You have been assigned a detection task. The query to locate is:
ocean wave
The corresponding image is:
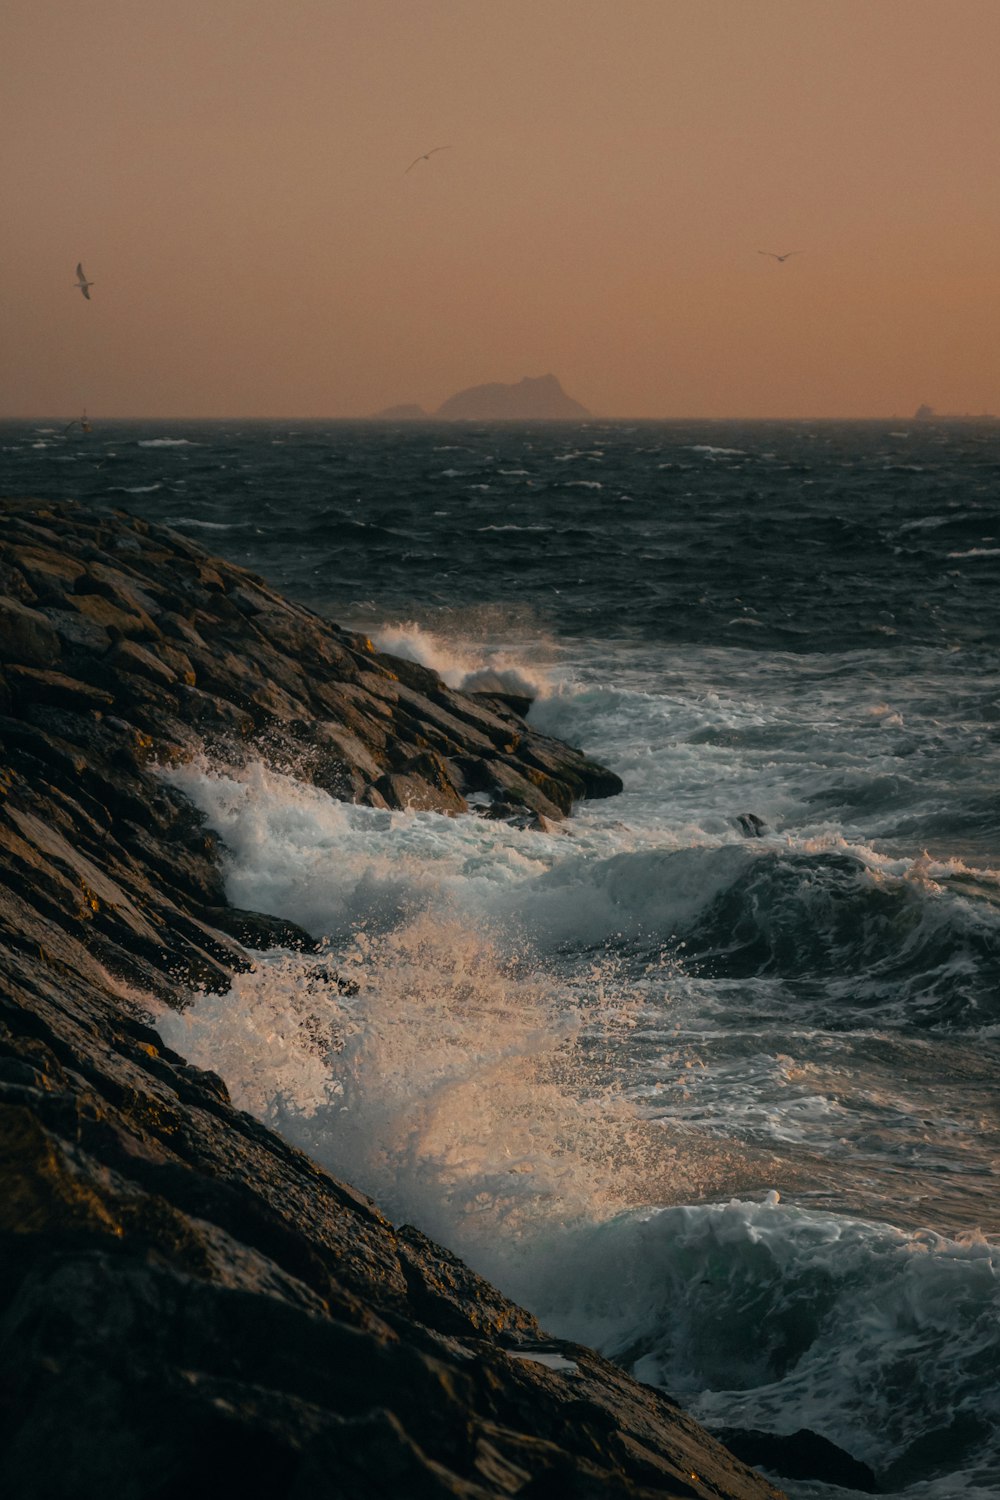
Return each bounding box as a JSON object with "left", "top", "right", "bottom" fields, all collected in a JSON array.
[
  {"left": 164, "top": 750, "right": 1000, "bottom": 1039},
  {"left": 513, "top": 1197, "right": 1000, "bottom": 1497},
  {"left": 509, "top": 841, "right": 1000, "bottom": 1028},
  {"left": 137, "top": 438, "right": 198, "bottom": 447},
  {"left": 477, "top": 524, "right": 551, "bottom": 533},
  {"left": 371, "top": 620, "right": 553, "bottom": 699}
]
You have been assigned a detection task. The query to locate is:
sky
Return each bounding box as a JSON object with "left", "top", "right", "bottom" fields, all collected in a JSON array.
[{"left": 2, "top": 0, "right": 998, "bottom": 420}]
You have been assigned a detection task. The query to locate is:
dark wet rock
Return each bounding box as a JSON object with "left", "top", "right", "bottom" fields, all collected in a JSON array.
[
  {"left": 736, "top": 813, "right": 769, "bottom": 838},
  {"left": 4, "top": 664, "right": 115, "bottom": 713},
  {"left": 472, "top": 688, "right": 536, "bottom": 719},
  {"left": 201, "top": 906, "right": 323, "bottom": 954},
  {"left": 472, "top": 757, "right": 569, "bottom": 821},
  {"left": 0, "top": 595, "right": 61, "bottom": 668},
  {"left": 0, "top": 498, "right": 620, "bottom": 828},
  {"left": 480, "top": 798, "right": 554, "bottom": 832},
  {"left": 0, "top": 498, "right": 783, "bottom": 1499},
  {"left": 373, "top": 767, "right": 466, "bottom": 815},
  {"left": 714, "top": 1428, "right": 878, "bottom": 1492}
]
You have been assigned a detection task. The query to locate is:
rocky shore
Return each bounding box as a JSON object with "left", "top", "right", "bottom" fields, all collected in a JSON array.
[{"left": 0, "top": 498, "right": 784, "bottom": 1498}]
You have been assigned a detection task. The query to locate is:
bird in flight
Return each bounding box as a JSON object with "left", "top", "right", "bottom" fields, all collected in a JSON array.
[
  {"left": 758, "top": 250, "right": 802, "bottom": 263},
  {"left": 405, "top": 145, "right": 452, "bottom": 174},
  {"left": 75, "top": 263, "right": 95, "bottom": 299}
]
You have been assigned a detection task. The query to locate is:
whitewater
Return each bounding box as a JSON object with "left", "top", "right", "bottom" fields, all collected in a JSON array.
[{"left": 3, "top": 416, "right": 999, "bottom": 1496}]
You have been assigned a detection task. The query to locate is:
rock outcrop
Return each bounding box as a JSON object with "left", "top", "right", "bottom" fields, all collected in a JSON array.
[
  {"left": 0, "top": 498, "right": 784, "bottom": 1499},
  {"left": 435, "top": 375, "right": 590, "bottom": 421}
]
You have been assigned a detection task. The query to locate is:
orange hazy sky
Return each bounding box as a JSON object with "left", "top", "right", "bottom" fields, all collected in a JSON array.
[{"left": 2, "top": 0, "right": 998, "bottom": 419}]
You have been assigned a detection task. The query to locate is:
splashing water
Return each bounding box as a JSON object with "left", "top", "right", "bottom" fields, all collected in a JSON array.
[
  {"left": 152, "top": 651, "right": 1000, "bottom": 1499},
  {"left": 157, "top": 901, "right": 760, "bottom": 1279},
  {"left": 372, "top": 618, "right": 555, "bottom": 701}
]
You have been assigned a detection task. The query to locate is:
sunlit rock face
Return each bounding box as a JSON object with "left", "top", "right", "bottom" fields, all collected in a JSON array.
[{"left": 0, "top": 498, "right": 782, "bottom": 1499}]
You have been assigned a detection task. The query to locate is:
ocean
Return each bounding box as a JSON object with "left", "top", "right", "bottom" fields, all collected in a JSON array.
[{"left": 4, "top": 417, "right": 1000, "bottom": 1496}]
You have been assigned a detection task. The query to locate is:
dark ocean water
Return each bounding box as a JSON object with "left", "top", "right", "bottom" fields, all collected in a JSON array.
[{"left": 4, "top": 418, "right": 1000, "bottom": 1497}]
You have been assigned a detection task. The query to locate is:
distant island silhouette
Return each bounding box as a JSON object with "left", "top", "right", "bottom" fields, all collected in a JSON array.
[
  {"left": 914, "top": 403, "right": 997, "bottom": 422},
  {"left": 371, "top": 374, "right": 590, "bottom": 421}
]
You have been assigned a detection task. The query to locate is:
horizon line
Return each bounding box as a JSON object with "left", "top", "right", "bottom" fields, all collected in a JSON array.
[{"left": 3, "top": 412, "right": 998, "bottom": 424}]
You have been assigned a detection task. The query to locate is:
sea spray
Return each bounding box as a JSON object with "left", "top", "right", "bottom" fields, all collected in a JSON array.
[
  {"left": 156, "top": 907, "right": 737, "bottom": 1259},
  {"left": 372, "top": 617, "right": 555, "bottom": 702}
]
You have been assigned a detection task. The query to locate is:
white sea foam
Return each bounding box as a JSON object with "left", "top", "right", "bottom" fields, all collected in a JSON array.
[
  {"left": 162, "top": 517, "right": 234, "bottom": 531},
  {"left": 947, "top": 547, "right": 1000, "bottom": 559},
  {"left": 898, "top": 512, "right": 974, "bottom": 532}
]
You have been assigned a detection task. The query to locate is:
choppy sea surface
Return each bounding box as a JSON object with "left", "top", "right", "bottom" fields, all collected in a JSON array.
[{"left": 4, "top": 418, "right": 1000, "bottom": 1497}]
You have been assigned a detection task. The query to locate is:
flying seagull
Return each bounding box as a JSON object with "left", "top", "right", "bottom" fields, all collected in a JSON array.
[
  {"left": 405, "top": 145, "right": 452, "bottom": 174},
  {"left": 75, "top": 263, "right": 95, "bottom": 299},
  {"left": 758, "top": 250, "right": 802, "bottom": 263}
]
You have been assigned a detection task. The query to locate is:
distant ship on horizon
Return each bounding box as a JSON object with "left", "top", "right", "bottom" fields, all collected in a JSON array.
[{"left": 914, "top": 403, "right": 997, "bottom": 422}]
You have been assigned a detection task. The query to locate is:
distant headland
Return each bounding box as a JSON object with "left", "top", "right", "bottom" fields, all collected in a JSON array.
[{"left": 371, "top": 373, "right": 590, "bottom": 421}]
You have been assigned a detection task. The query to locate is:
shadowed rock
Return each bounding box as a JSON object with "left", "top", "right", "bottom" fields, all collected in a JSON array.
[
  {"left": 735, "top": 813, "right": 768, "bottom": 838},
  {"left": 714, "top": 1428, "right": 878, "bottom": 1493}
]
